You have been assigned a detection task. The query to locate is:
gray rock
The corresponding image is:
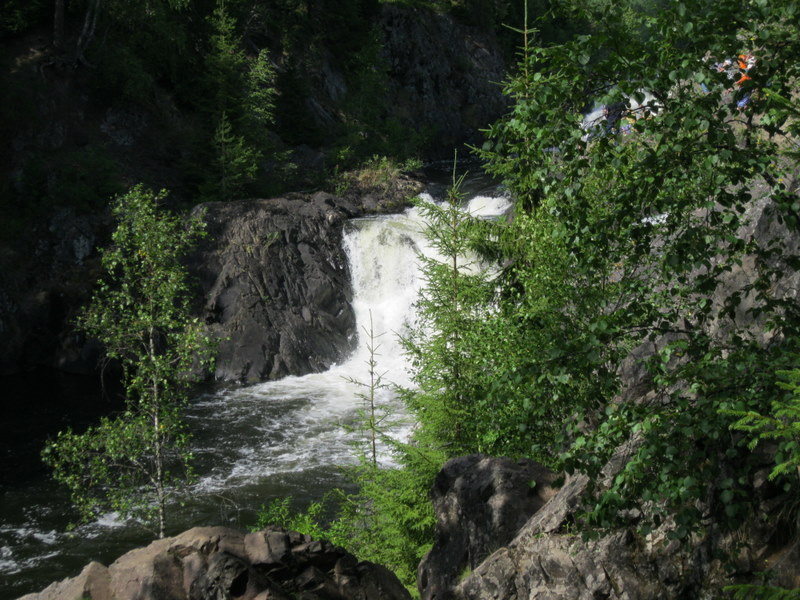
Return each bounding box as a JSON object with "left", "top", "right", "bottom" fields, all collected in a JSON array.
[
  {"left": 448, "top": 468, "right": 693, "bottom": 600},
  {"left": 20, "top": 526, "right": 412, "bottom": 600},
  {"left": 418, "top": 454, "right": 557, "bottom": 600},
  {"left": 190, "top": 193, "right": 359, "bottom": 383},
  {"left": 452, "top": 463, "right": 800, "bottom": 599}
]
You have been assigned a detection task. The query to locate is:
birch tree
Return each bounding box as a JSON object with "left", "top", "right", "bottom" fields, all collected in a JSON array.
[{"left": 42, "top": 185, "right": 214, "bottom": 538}]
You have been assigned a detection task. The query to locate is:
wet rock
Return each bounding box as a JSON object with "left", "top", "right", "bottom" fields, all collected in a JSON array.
[{"left": 190, "top": 193, "right": 360, "bottom": 383}]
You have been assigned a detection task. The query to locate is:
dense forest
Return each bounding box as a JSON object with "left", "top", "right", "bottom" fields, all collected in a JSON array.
[
  {"left": 3, "top": 0, "right": 800, "bottom": 598},
  {"left": 0, "top": 0, "right": 545, "bottom": 229}
]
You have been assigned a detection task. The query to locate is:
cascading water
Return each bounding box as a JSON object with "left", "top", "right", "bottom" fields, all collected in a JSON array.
[{"left": 0, "top": 180, "right": 510, "bottom": 600}]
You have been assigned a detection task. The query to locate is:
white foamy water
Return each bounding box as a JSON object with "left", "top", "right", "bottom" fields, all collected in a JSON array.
[{"left": 466, "top": 194, "right": 512, "bottom": 218}]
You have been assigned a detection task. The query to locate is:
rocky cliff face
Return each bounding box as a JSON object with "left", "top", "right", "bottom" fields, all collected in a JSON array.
[
  {"left": 379, "top": 5, "right": 507, "bottom": 155},
  {"left": 418, "top": 455, "right": 558, "bottom": 600},
  {"left": 447, "top": 464, "right": 799, "bottom": 599},
  {"left": 191, "top": 192, "right": 358, "bottom": 383}
]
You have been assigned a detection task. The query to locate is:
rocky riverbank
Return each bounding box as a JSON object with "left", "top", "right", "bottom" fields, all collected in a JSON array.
[{"left": 18, "top": 526, "right": 412, "bottom": 600}]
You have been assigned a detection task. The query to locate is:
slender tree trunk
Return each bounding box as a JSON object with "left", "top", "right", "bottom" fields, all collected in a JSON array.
[
  {"left": 448, "top": 184, "right": 462, "bottom": 447},
  {"left": 76, "top": 0, "right": 100, "bottom": 65},
  {"left": 154, "top": 403, "right": 166, "bottom": 538},
  {"left": 53, "top": 0, "right": 65, "bottom": 51},
  {"left": 367, "top": 313, "right": 377, "bottom": 468},
  {"left": 149, "top": 328, "right": 166, "bottom": 539}
]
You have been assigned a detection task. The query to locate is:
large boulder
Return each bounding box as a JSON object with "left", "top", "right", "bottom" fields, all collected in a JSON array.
[
  {"left": 191, "top": 192, "right": 360, "bottom": 383},
  {"left": 19, "top": 526, "right": 412, "bottom": 600},
  {"left": 418, "top": 454, "right": 557, "bottom": 600},
  {"left": 452, "top": 466, "right": 800, "bottom": 599}
]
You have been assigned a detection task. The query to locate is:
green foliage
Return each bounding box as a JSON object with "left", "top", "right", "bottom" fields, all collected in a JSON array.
[
  {"left": 401, "top": 160, "right": 618, "bottom": 463},
  {"left": 193, "top": 1, "right": 282, "bottom": 200},
  {"left": 725, "top": 585, "right": 800, "bottom": 599},
  {"left": 1, "top": 142, "right": 123, "bottom": 242},
  {"left": 332, "top": 26, "right": 426, "bottom": 163},
  {"left": 15, "top": 145, "right": 123, "bottom": 215},
  {"left": 252, "top": 309, "right": 440, "bottom": 594},
  {"left": 80, "top": 0, "right": 194, "bottom": 102},
  {"left": 203, "top": 112, "right": 261, "bottom": 201},
  {"left": 0, "top": 0, "right": 48, "bottom": 37},
  {"left": 244, "top": 49, "right": 278, "bottom": 138},
  {"left": 344, "top": 446, "right": 440, "bottom": 590},
  {"left": 402, "top": 167, "right": 501, "bottom": 457},
  {"left": 252, "top": 444, "right": 440, "bottom": 594},
  {"left": 463, "top": 0, "right": 800, "bottom": 539},
  {"left": 336, "top": 154, "right": 422, "bottom": 193},
  {"left": 726, "top": 365, "right": 800, "bottom": 483},
  {"left": 253, "top": 496, "right": 331, "bottom": 541},
  {"left": 343, "top": 311, "right": 395, "bottom": 467},
  {"left": 205, "top": 1, "right": 247, "bottom": 120},
  {"left": 42, "top": 185, "right": 215, "bottom": 538},
  {"left": 50, "top": 146, "right": 124, "bottom": 210}
]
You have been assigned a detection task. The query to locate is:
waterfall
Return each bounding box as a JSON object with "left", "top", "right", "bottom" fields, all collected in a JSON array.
[
  {"left": 0, "top": 182, "right": 511, "bottom": 600},
  {"left": 184, "top": 208, "right": 433, "bottom": 497}
]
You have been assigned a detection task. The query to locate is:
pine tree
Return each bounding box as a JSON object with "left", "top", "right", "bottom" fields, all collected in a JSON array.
[{"left": 204, "top": 112, "right": 260, "bottom": 201}]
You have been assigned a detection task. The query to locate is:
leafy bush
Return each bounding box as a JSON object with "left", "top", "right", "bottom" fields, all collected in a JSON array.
[
  {"left": 468, "top": 0, "right": 800, "bottom": 541},
  {"left": 725, "top": 585, "right": 800, "bottom": 599}
]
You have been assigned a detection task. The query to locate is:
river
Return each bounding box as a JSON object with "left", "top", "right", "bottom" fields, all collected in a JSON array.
[{"left": 0, "top": 173, "right": 510, "bottom": 599}]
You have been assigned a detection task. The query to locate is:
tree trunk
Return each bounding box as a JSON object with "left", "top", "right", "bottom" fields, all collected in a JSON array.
[
  {"left": 149, "top": 328, "right": 166, "bottom": 539},
  {"left": 76, "top": 0, "right": 100, "bottom": 65},
  {"left": 53, "top": 0, "right": 65, "bottom": 51}
]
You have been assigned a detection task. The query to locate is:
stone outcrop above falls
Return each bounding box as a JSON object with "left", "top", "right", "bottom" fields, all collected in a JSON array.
[
  {"left": 379, "top": 5, "right": 507, "bottom": 155},
  {"left": 19, "top": 525, "right": 412, "bottom": 600},
  {"left": 190, "top": 192, "right": 358, "bottom": 383}
]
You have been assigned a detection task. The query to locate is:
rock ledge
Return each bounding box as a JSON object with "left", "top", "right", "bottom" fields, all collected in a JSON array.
[{"left": 20, "top": 525, "right": 412, "bottom": 600}]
